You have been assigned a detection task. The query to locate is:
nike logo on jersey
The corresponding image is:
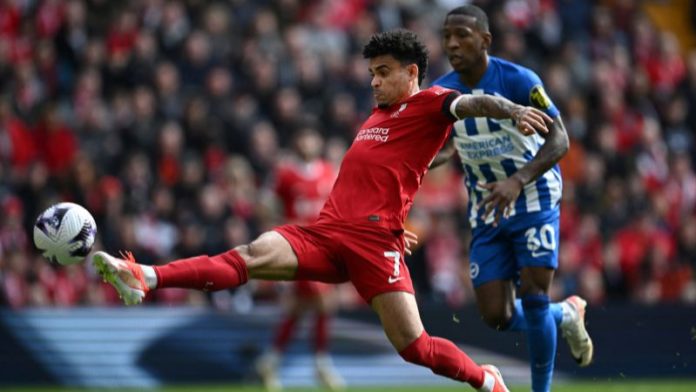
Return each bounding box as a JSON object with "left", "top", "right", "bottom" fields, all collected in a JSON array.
[
  {"left": 531, "top": 251, "right": 550, "bottom": 258},
  {"left": 388, "top": 276, "right": 404, "bottom": 284}
]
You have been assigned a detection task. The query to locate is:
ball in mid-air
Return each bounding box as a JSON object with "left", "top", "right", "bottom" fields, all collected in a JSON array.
[{"left": 33, "top": 202, "right": 97, "bottom": 265}]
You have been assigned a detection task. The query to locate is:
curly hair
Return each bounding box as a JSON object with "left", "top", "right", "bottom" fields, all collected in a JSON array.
[{"left": 362, "top": 29, "right": 428, "bottom": 85}]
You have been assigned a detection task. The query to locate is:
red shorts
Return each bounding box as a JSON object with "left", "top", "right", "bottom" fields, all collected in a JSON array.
[
  {"left": 294, "top": 280, "right": 332, "bottom": 297},
  {"left": 274, "top": 219, "right": 414, "bottom": 303}
]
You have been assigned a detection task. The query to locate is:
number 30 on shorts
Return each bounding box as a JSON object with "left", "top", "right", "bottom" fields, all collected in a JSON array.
[{"left": 524, "top": 224, "right": 556, "bottom": 253}]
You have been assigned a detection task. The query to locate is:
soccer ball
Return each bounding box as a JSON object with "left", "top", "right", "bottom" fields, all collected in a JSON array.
[{"left": 33, "top": 202, "right": 97, "bottom": 265}]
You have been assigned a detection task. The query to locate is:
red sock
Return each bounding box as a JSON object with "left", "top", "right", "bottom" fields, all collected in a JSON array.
[
  {"left": 273, "top": 315, "right": 298, "bottom": 351},
  {"left": 153, "top": 249, "right": 248, "bottom": 291},
  {"left": 399, "top": 331, "right": 485, "bottom": 388},
  {"left": 314, "top": 313, "right": 329, "bottom": 352}
]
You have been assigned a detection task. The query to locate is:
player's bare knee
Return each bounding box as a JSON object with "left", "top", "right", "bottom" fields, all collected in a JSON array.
[
  {"left": 232, "top": 235, "right": 275, "bottom": 271},
  {"left": 233, "top": 244, "right": 252, "bottom": 261},
  {"left": 520, "top": 267, "right": 554, "bottom": 295},
  {"left": 245, "top": 233, "right": 277, "bottom": 258},
  {"left": 243, "top": 231, "right": 298, "bottom": 279},
  {"left": 386, "top": 327, "right": 422, "bottom": 352},
  {"left": 481, "top": 310, "right": 512, "bottom": 331},
  {"left": 519, "top": 283, "right": 550, "bottom": 297}
]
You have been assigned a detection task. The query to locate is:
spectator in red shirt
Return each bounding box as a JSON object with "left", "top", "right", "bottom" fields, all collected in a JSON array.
[
  {"left": 34, "top": 103, "right": 77, "bottom": 175},
  {"left": 0, "top": 98, "right": 36, "bottom": 169}
]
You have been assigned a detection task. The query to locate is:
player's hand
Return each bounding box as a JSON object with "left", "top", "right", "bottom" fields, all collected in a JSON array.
[
  {"left": 404, "top": 230, "right": 419, "bottom": 256},
  {"left": 511, "top": 106, "right": 553, "bottom": 136},
  {"left": 476, "top": 177, "right": 524, "bottom": 227}
]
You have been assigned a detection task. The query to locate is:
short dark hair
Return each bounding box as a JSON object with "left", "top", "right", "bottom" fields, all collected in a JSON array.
[
  {"left": 362, "top": 29, "right": 428, "bottom": 85},
  {"left": 447, "top": 5, "right": 489, "bottom": 33}
]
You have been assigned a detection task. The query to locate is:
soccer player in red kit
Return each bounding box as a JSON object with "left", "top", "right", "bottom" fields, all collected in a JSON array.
[
  {"left": 94, "top": 29, "right": 552, "bottom": 392},
  {"left": 256, "top": 125, "right": 345, "bottom": 391}
]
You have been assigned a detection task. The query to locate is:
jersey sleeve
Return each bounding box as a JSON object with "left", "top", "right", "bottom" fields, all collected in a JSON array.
[
  {"left": 440, "top": 91, "right": 460, "bottom": 122},
  {"left": 508, "top": 68, "right": 560, "bottom": 118},
  {"left": 425, "top": 86, "right": 460, "bottom": 122}
]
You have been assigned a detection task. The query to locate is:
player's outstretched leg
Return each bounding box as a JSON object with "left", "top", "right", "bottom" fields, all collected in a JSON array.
[
  {"left": 372, "top": 292, "right": 509, "bottom": 392},
  {"left": 94, "top": 231, "right": 298, "bottom": 305},
  {"left": 92, "top": 248, "right": 248, "bottom": 305}
]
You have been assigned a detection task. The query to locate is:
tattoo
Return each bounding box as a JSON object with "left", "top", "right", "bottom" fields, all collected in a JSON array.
[
  {"left": 454, "top": 95, "right": 522, "bottom": 120},
  {"left": 511, "top": 117, "right": 569, "bottom": 185}
]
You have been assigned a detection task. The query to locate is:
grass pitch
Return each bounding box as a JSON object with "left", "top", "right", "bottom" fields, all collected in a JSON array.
[{"left": 4, "top": 380, "right": 696, "bottom": 392}]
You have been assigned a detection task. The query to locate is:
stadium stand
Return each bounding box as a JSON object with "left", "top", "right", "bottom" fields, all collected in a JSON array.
[{"left": 1, "top": 0, "right": 695, "bottom": 309}]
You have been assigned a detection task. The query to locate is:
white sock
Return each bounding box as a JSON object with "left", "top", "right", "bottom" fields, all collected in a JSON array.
[
  {"left": 560, "top": 301, "right": 574, "bottom": 328},
  {"left": 478, "top": 370, "right": 496, "bottom": 392},
  {"left": 141, "top": 265, "right": 158, "bottom": 289},
  {"left": 263, "top": 349, "right": 281, "bottom": 367},
  {"left": 315, "top": 351, "right": 333, "bottom": 368}
]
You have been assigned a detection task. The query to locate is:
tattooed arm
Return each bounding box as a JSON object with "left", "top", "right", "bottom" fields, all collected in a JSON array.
[{"left": 451, "top": 94, "right": 552, "bottom": 136}]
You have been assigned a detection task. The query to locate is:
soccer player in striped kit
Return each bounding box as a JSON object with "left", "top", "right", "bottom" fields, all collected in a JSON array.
[{"left": 431, "top": 6, "right": 594, "bottom": 392}]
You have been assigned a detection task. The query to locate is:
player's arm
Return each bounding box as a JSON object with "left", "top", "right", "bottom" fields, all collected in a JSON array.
[
  {"left": 477, "top": 116, "right": 568, "bottom": 226},
  {"left": 508, "top": 116, "right": 569, "bottom": 186},
  {"left": 431, "top": 93, "right": 549, "bottom": 169},
  {"left": 474, "top": 69, "right": 566, "bottom": 226},
  {"left": 429, "top": 138, "right": 456, "bottom": 169},
  {"left": 507, "top": 73, "right": 569, "bottom": 185},
  {"left": 450, "top": 94, "right": 552, "bottom": 136}
]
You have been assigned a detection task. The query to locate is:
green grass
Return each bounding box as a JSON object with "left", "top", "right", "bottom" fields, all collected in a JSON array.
[{"left": 4, "top": 381, "right": 696, "bottom": 392}]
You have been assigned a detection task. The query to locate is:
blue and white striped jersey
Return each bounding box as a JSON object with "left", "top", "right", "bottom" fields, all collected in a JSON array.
[{"left": 432, "top": 56, "right": 562, "bottom": 228}]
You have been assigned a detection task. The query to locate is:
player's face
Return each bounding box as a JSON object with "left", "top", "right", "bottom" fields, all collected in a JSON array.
[
  {"left": 368, "top": 55, "right": 416, "bottom": 108},
  {"left": 442, "top": 14, "right": 490, "bottom": 74}
]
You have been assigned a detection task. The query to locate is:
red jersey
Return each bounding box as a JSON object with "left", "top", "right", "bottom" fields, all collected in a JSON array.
[
  {"left": 275, "top": 159, "right": 337, "bottom": 224},
  {"left": 320, "top": 86, "right": 458, "bottom": 230}
]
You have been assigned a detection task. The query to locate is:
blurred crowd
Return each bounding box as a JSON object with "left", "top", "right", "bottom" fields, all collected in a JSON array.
[{"left": 1, "top": 0, "right": 696, "bottom": 309}]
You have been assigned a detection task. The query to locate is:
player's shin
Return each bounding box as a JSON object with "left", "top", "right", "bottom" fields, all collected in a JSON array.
[
  {"left": 273, "top": 315, "right": 298, "bottom": 351},
  {"left": 399, "top": 331, "right": 486, "bottom": 388},
  {"left": 153, "top": 249, "right": 249, "bottom": 291},
  {"left": 504, "top": 298, "right": 565, "bottom": 332},
  {"left": 315, "top": 313, "right": 329, "bottom": 353},
  {"left": 522, "top": 294, "right": 557, "bottom": 392}
]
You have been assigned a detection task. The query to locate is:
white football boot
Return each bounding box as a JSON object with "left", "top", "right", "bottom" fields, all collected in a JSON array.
[
  {"left": 256, "top": 351, "right": 282, "bottom": 392},
  {"left": 478, "top": 364, "right": 510, "bottom": 392},
  {"left": 92, "top": 251, "right": 148, "bottom": 306},
  {"left": 315, "top": 353, "right": 346, "bottom": 391},
  {"left": 560, "top": 295, "right": 594, "bottom": 367}
]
